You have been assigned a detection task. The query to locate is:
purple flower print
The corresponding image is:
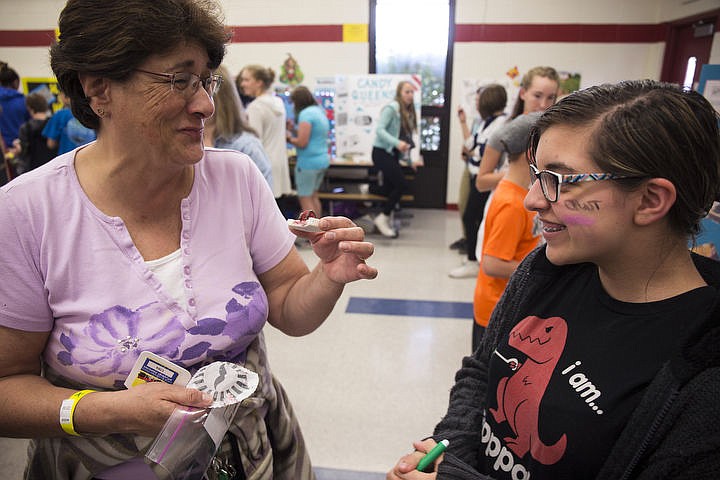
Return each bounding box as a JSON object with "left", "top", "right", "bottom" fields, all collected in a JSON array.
[
  {"left": 223, "top": 282, "right": 267, "bottom": 340},
  {"left": 177, "top": 282, "right": 267, "bottom": 365},
  {"left": 57, "top": 302, "right": 185, "bottom": 378}
]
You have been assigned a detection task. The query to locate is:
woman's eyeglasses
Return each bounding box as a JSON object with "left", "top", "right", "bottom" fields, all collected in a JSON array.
[
  {"left": 134, "top": 69, "right": 222, "bottom": 97},
  {"left": 529, "top": 163, "right": 640, "bottom": 203}
]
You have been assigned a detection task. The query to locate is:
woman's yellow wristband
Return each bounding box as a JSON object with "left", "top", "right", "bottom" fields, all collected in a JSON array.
[{"left": 59, "top": 389, "right": 96, "bottom": 436}]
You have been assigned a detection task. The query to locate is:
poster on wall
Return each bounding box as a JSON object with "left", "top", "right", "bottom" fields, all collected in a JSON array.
[
  {"left": 697, "top": 64, "right": 720, "bottom": 114},
  {"left": 333, "top": 74, "right": 422, "bottom": 164},
  {"left": 458, "top": 68, "right": 581, "bottom": 121},
  {"left": 458, "top": 77, "right": 519, "bottom": 120},
  {"left": 22, "top": 77, "right": 61, "bottom": 111}
]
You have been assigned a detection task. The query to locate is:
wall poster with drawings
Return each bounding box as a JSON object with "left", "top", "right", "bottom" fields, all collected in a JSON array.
[{"left": 333, "top": 74, "right": 422, "bottom": 164}]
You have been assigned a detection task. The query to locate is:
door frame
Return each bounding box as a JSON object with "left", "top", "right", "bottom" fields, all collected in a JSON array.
[
  {"left": 660, "top": 8, "right": 719, "bottom": 84},
  {"left": 369, "top": 0, "right": 456, "bottom": 209}
]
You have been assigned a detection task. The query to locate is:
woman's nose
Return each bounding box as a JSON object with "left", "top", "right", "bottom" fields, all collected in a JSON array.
[{"left": 189, "top": 86, "right": 215, "bottom": 118}]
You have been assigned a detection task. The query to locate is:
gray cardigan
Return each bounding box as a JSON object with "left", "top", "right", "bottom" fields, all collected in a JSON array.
[{"left": 433, "top": 246, "right": 720, "bottom": 479}]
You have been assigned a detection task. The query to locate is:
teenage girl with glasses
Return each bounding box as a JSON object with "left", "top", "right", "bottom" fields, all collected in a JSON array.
[{"left": 389, "top": 79, "right": 720, "bottom": 480}]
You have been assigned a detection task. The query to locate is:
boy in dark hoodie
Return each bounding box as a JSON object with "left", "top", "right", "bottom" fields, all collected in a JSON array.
[{"left": 15, "top": 93, "right": 57, "bottom": 174}]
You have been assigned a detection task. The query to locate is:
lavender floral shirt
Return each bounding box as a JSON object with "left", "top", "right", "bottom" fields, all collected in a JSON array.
[{"left": 0, "top": 146, "right": 295, "bottom": 389}]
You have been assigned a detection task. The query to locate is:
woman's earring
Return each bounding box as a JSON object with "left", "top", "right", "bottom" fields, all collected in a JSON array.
[{"left": 97, "top": 108, "right": 105, "bottom": 118}]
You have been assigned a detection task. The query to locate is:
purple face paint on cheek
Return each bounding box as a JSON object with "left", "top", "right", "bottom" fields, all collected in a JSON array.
[{"left": 561, "top": 215, "right": 596, "bottom": 226}]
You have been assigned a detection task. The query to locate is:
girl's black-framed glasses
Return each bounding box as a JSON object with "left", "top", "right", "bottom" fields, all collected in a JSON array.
[{"left": 529, "top": 163, "right": 640, "bottom": 203}]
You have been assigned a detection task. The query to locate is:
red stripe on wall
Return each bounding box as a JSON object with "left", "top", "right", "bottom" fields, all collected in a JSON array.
[
  {"left": 0, "top": 30, "right": 56, "bottom": 47},
  {"left": 455, "top": 24, "right": 668, "bottom": 43},
  {"left": 0, "top": 23, "right": 669, "bottom": 47},
  {"left": 228, "top": 25, "right": 343, "bottom": 43}
]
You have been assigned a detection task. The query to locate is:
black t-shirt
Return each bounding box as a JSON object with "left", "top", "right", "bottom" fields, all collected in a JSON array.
[{"left": 479, "top": 263, "right": 715, "bottom": 480}]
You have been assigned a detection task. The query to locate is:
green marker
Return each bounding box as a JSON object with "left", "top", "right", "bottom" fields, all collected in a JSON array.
[{"left": 416, "top": 439, "right": 449, "bottom": 472}]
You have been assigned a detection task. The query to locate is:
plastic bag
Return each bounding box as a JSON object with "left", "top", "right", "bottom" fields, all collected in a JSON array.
[{"left": 145, "top": 403, "right": 239, "bottom": 480}]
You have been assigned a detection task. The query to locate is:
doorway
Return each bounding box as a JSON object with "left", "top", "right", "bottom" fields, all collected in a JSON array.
[
  {"left": 370, "top": 0, "right": 456, "bottom": 208},
  {"left": 660, "top": 9, "right": 718, "bottom": 88}
]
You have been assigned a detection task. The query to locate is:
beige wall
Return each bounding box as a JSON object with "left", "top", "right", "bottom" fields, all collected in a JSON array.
[{"left": 1, "top": 0, "right": 718, "bottom": 205}]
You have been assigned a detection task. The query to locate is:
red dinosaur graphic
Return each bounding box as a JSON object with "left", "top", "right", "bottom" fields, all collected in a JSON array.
[{"left": 489, "top": 315, "right": 568, "bottom": 465}]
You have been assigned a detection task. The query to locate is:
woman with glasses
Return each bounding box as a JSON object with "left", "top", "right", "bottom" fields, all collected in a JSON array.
[
  {"left": 0, "top": 1, "right": 377, "bottom": 479},
  {"left": 389, "top": 80, "right": 720, "bottom": 479}
]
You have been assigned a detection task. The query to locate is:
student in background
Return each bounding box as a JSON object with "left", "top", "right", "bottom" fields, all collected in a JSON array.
[
  {"left": 370, "top": 80, "right": 420, "bottom": 238},
  {"left": 235, "top": 68, "right": 255, "bottom": 108},
  {"left": 204, "top": 64, "right": 273, "bottom": 187},
  {"left": 448, "top": 88, "right": 484, "bottom": 255},
  {"left": 42, "top": 89, "right": 96, "bottom": 154},
  {"left": 0, "top": 62, "right": 30, "bottom": 183},
  {"left": 14, "top": 92, "right": 57, "bottom": 174},
  {"left": 389, "top": 80, "right": 720, "bottom": 480},
  {"left": 475, "top": 66, "right": 559, "bottom": 194},
  {"left": 0, "top": 62, "right": 29, "bottom": 153},
  {"left": 240, "top": 64, "right": 292, "bottom": 199},
  {"left": 287, "top": 85, "right": 330, "bottom": 217},
  {"left": 449, "top": 84, "right": 508, "bottom": 279},
  {"left": 470, "top": 111, "right": 542, "bottom": 351}
]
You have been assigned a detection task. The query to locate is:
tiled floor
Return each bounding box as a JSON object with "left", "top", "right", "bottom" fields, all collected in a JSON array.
[{"left": 0, "top": 208, "right": 477, "bottom": 479}]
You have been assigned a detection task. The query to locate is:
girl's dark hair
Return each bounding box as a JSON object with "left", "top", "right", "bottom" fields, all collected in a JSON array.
[
  {"left": 528, "top": 79, "right": 720, "bottom": 237},
  {"left": 0, "top": 62, "right": 20, "bottom": 88},
  {"left": 49, "top": 0, "right": 229, "bottom": 130},
  {"left": 290, "top": 85, "right": 318, "bottom": 119},
  {"left": 477, "top": 83, "right": 507, "bottom": 119}
]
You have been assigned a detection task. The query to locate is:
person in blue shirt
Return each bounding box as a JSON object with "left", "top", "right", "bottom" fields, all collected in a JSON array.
[
  {"left": 287, "top": 85, "right": 330, "bottom": 216},
  {"left": 0, "top": 62, "right": 30, "bottom": 177},
  {"left": 42, "top": 90, "right": 96, "bottom": 155}
]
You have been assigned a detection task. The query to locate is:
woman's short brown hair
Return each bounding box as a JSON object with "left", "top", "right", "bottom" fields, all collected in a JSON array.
[{"left": 50, "top": 0, "right": 229, "bottom": 130}]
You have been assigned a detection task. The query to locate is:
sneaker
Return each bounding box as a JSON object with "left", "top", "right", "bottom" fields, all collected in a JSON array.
[
  {"left": 449, "top": 238, "right": 466, "bottom": 250},
  {"left": 374, "top": 213, "right": 398, "bottom": 238},
  {"left": 449, "top": 261, "right": 479, "bottom": 278}
]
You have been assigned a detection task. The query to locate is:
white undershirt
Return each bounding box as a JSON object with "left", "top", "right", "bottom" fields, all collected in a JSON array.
[{"left": 144, "top": 248, "right": 186, "bottom": 308}]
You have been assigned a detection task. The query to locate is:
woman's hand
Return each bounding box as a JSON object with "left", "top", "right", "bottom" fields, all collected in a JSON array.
[
  {"left": 298, "top": 216, "right": 378, "bottom": 284},
  {"left": 74, "top": 382, "right": 213, "bottom": 437},
  {"left": 387, "top": 439, "right": 442, "bottom": 479},
  {"left": 397, "top": 140, "right": 411, "bottom": 153}
]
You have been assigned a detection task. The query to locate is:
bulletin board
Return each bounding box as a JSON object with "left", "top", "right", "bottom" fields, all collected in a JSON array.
[
  {"left": 333, "top": 74, "right": 422, "bottom": 164},
  {"left": 21, "top": 77, "right": 61, "bottom": 111},
  {"left": 697, "top": 64, "right": 720, "bottom": 114}
]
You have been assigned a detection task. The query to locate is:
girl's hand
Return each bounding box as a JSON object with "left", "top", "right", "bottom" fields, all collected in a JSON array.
[{"left": 387, "top": 439, "right": 442, "bottom": 479}]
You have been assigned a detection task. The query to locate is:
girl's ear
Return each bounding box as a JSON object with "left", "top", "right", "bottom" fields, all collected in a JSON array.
[{"left": 634, "top": 178, "right": 676, "bottom": 226}]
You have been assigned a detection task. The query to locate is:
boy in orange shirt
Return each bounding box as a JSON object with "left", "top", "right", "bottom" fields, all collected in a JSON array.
[{"left": 472, "top": 113, "right": 541, "bottom": 351}]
